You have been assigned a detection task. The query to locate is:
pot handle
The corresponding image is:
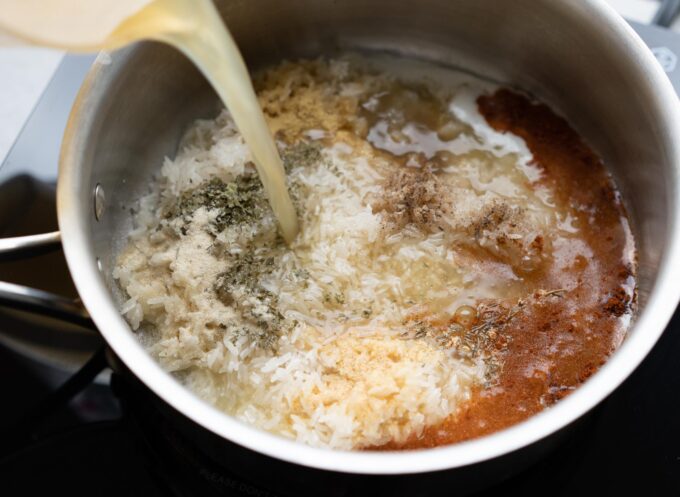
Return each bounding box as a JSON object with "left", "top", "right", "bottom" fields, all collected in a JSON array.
[
  {"left": 0, "top": 281, "right": 94, "bottom": 329},
  {"left": 0, "top": 231, "right": 62, "bottom": 262},
  {"left": 0, "top": 231, "right": 95, "bottom": 330}
]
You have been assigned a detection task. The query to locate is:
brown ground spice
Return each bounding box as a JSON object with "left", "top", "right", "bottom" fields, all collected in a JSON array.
[{"left": 372, "top": 168, "right": 449, "bottom": 233}]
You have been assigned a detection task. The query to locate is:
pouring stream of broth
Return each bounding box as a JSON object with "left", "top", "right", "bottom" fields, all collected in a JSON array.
[{"left": 0, "top": 0, "right": 300, "bottom": 243}]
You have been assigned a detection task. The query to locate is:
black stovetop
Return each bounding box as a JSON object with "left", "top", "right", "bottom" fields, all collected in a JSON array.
[
  {"left": 1, "top": 306, "right": 679, "bottom": 497},
  {"left": 0, "top": 19, "right": 679, "bottom": 497}
]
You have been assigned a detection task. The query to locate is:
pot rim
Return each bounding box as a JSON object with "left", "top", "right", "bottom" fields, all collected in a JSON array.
[{"left": 57, "top": 0, "right": 680, "bottom": 475}]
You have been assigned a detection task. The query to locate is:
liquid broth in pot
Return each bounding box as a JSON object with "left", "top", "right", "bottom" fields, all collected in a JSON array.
[{"left": 113, "top": 55, "right": 636, "bottom": 450}]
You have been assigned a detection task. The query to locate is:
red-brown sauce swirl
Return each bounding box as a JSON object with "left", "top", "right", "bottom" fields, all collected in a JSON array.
[{"left": 376, "top": 89, "right": 636, "bottom": 449}]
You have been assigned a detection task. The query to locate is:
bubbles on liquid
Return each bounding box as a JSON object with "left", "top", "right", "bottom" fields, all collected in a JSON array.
[{"left": 453, "top": 305, "right": 478, "bottom": 327}]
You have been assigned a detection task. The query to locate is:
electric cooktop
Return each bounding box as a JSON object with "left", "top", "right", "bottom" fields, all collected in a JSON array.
[{"left": 0, "top": 19, "right": 678, "bottom": 497}]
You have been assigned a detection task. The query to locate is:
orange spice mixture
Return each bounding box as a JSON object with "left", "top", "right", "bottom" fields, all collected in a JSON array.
[{"left": 377, "top": 89, "right": 636, "bottom": 449}]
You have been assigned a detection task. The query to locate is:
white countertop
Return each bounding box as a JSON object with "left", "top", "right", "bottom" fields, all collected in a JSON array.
[{"left": 0, "top": 0, "right": 673, "bottom": 165}]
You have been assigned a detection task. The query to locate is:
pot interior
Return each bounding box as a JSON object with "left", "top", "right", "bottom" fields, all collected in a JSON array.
[{"left": 65, "top": 0, "right": 678, "bottom": 459}]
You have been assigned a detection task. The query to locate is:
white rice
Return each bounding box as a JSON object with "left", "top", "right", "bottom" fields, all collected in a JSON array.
[{"left": 114, "top": 56, "right": 562, "bottom": 450}]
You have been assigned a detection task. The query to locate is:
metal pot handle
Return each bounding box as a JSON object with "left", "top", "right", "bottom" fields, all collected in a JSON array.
[
  {"left": 0, "top": 231, "right": 95, "bottom": 330},
  {"left": 0, "top": 231, "right": 62, "bottom": 261}
]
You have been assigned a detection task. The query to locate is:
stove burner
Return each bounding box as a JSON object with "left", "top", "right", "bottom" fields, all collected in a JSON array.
[{"left": 114, "top": 374, "right": 283, "bottom": 497}]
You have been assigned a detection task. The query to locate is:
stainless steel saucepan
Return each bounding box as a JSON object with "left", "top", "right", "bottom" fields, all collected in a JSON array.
[{"left": 1, "top": 0, "right": 679, "bottom": 494}]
